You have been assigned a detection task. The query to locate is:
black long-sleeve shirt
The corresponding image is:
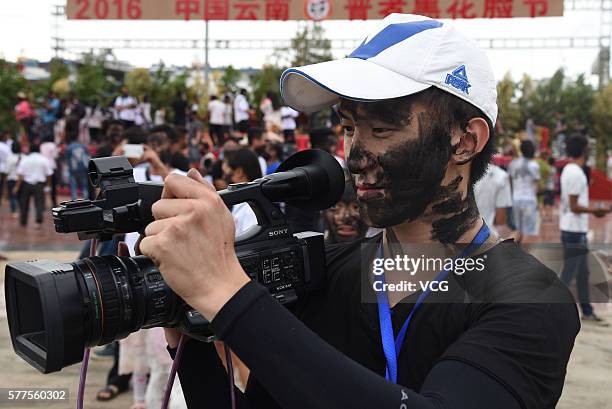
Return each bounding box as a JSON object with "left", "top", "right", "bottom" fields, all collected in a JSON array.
[{"left": 171, "top": 237, "right": 579, "bottom": 409}]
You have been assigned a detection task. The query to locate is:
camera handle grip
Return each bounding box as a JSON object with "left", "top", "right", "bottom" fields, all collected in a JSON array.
[{"left": 220, "top": 182, "right": 291, "bottom": 245}]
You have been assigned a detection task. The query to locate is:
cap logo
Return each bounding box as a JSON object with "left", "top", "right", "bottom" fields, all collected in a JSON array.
[
  {"left": 445, "top": 65, "right": 471, "bottom": 94},
  {"left": 349, "top": 20, "right": 443, "bottom": 60}
]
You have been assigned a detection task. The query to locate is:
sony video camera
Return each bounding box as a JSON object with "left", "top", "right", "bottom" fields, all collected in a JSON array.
[{"left": 5, "top": 149, "right": 344, "bottom": 373}]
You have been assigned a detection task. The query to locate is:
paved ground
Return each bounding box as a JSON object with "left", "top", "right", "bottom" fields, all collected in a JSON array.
[{"left": 0, "top": 197, "right": 610, "bottom": 408}]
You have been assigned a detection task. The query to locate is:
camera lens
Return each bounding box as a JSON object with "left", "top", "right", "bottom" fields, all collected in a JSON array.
[
  {"left": 5, "top": 255, "right": 181, "bottom": 373},
  {"left": 74, "top": 255, "right": 180, "bottom": 347}
]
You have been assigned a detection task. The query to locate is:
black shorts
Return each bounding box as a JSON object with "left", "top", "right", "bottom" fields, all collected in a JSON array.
[
  {"left": 237, "top": 120, "right": 249, "bottom": 134},
  {"left": 543, "top": 190, "right": 555, "bottom": 206},
  {"left": 209, "top": 124, "right": 223, "bottom": 145}
]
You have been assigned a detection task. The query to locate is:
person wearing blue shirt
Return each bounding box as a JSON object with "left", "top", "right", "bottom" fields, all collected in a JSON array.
[
  {"left": 64, "top": 119, "right": 90, "bottom": 200},
  {"left": 265, "top": 141, "right": 283, "bottom": 175}
]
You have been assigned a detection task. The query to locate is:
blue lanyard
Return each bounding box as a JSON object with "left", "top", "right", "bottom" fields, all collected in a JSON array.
[{"left": 375, "top": 223, "right": 490, "bottom": 383}]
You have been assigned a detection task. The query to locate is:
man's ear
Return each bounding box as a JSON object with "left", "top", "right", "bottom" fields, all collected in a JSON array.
[
  {"left": 234, "top": 167, "right": 245, "bottom": 181},
  {"left": 451, "top": 118, "right": 490, "bottom": 166}
]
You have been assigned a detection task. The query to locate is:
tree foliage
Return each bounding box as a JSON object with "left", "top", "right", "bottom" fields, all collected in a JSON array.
[
  {"left": 592, "top": 83, "right": 612, "bottom": 168},
  {"left": 251, "top": 65, "right": 285, "bottom": 110},
  {"left": 74, "top": 51, "right": 115, "bottom": 105},
  {"left": 496, "top": 72, "right": 522, "bottom": 137},
  {"left": 274, "top": 22, "right": 332, "bottom": 68},
  {"left": 219, "top": 65, "right": 240, "bottom": 94},
  {"left": 125, "top": 68, "right": 152, "bottom": 100},
  {"left": 0, "top": 59, "right": 27, "bottom": 133}
]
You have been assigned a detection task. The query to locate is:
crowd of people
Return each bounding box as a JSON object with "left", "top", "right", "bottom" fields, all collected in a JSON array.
[
  {"left": 0, "top": 77, "right": 611, "bottom": 408},
  {"left": 0, "top": 84, "right": 352, "bottom": 409}
]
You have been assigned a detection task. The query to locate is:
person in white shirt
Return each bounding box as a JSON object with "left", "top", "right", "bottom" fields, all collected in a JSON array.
[
  {"left": 0, "top": 132, "right": 12, "bottom": 206},
  {"left": 5, "top": 141, "right": 23, "bottom": 217},
  {"left": 39, "top": 136, "right": 59, "bottom": 207},
  {"left": 280, "top": 106, "right": 300, "bottom": 144},
  {"left": 474, "top": 164, "right": 513, "bottom": 236},
  {"left": 233, "top": 89, "right": 250, "bottom": 137},
  {"left": 221, "top": 147, "right": 260, "bottom": 235},
  {"left": 208, "top": 95, "right": 227, "bottom": 146},
  {"left": 13, "top": 144, "right": 53, "bottom": 228},
  {"left": 222, "top": 95, "right": 233, "bottom": 142},
  {"left": 154, "top": 107, "right": 166, "bottom": 126},
  {"left": 559, "top": 135, "right": 610, "bottom": 325},
  {"left": 507, "top": 140, "right": 540, "bottom": 242},
  {"left": 114, "top": 87, "right": 138, "bottom": 127}
]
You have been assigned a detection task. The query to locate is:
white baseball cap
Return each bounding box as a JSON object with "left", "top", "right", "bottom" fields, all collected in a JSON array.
[{"left": 280, "top": 13, "right": 498, "bottom": 124}]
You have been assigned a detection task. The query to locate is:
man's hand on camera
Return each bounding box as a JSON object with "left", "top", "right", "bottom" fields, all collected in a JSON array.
[{"left": 139, "top": 169, "right": 250, "bottom": 321}]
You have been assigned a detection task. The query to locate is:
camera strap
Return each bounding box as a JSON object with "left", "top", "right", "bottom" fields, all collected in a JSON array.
[{"left": 374, "top": 222, "right": 490, "bottom": 384}]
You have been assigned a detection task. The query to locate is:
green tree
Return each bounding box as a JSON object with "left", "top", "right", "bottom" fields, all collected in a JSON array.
[
  {"left": 251, "top": 64, "right": 285, "bottom": 111},
  {"left": 520, "top": 69, "right": 566, "bottom": 130},
  {"left": 0, "top": 59, "right": 27, "bottom": 133},
  {"left": 48, "top": 58, "right": 70, "bottom": 86},
  {"left": 52, "top": 78, "right": 71, "bottom": 98},
  {"left": 559, "top": 74, "right": 594, "bottom": 135},
  {"left": 275, "top": 22, "right": 332, "bottom": 67},
  {"left": 73, "top": 51, "right": 114, "bottom": 105},
  {"left": 496, "top": 72, "right": 522, "bottom": 137},
  {"left": 149, "top": 62, "right": 174, "bottom": 114},
  {"left": 592, "top": 83, "right": 612, "bottom": 169},
  {"left": 219, "top": 65, "right": 240, "bottom": 94},
  {"left": 125, "top": 68, "right": 152, "bottom": 100}
]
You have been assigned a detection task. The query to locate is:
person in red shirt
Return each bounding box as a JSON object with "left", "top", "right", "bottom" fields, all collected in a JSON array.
[{"left": 14, "top": 92, "right": 35, "bottom": 138}]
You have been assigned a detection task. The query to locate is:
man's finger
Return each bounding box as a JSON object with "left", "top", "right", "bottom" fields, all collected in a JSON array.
[
  {"left": 187, "top": 168, "right": 216, "bottom": 193},
  {"left": 161, "top": 173, "right": 217, "bottom": 200},
  {"left": 144, "top": 217, "right": 176, "bottom": 237},
  {"left": 152, "top": 198, "right": 201, "bottom": 220}
]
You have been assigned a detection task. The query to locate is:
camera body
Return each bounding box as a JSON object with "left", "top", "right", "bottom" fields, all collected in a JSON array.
[{"left": 5, "top": 150, "right": 343, "bottom": 373}]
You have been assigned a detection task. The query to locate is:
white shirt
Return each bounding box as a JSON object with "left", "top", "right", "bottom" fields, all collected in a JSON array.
[
  {"left": 280, "top": 106, "right": 299, "bottom": 130},
  {"left": 16, "top": 152, "right": 53, "bottom": 184},
  {"left": 222, "top": 103, "right": 233, "bottom": 126},
  {"left": 40, "top": 141, "right": 58, "bottom": 171},
  {"left": 87, "top": 106, "right": 105, "bottom": 129},
  {"left": 508, "top": 157, "right": 540, "bottom": 202},
  {"left": 560, "top": 163, "right": 589, "bottom": 233},
  {"left": 208, "top": 99, "right": 226, "bottom": 125},
  {"left": 114, "top": 95, "right": 138, "bottom": 122},
  {"left": 234, "top": 94, "right": 250, "bottom": 123},
  {"left": 474, "top": 165, "right": 512, "bottom": 233},
  {"left": 258, "top": 156, "right": 267, "bottom": 178},
  {"left": 154, "top": 109, "right": 165, "bottom": 125},
  {"left": 6, "top": 153, "right": 22, "bottom": 181},
  {"left": 0, "top": 141, "right": 11, "bottom": 173},
  {"left": 232, "top": 202, "right": 258, "bottom": 236}
]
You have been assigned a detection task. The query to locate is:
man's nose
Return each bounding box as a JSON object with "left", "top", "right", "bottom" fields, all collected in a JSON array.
[{"left": 347, "top": 145, "right": 378, "bottom": 174}]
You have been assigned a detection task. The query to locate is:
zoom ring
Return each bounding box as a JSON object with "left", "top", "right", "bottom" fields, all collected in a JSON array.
[{"left": 91, "top": 257, "right": 122, "bottom": 345}]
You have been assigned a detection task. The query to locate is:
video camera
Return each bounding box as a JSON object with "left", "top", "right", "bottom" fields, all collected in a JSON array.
[{"left": 5, "top": 149, "right": 344, "bottom": 374}]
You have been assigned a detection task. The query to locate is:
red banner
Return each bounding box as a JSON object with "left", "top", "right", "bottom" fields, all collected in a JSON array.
[{"left": 66, "top": 0, "right": 563, "bottom": 21}]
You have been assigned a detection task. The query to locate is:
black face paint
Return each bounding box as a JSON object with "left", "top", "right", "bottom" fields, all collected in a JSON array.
[
  {"left": 347, "top": 112, "right": 480, "bottom": 244},
  {"left": 325, "top": 201, "right": 368, "bottom": 244},
  {"left": 430, "top": 188, "right": 479, "bottom": 244},
  {"left": 347, "top": 112, "right": 452, "bottom": 228}
]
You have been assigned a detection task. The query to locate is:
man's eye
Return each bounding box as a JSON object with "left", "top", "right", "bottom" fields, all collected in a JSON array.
[
  {"left": 342, "top": 126, "right": 355, "bottom": 136},
  {"left": 372, "top": 128, "right": 392, "bottom": 136}
]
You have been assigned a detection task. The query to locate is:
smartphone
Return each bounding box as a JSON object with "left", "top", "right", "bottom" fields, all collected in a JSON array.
[{"left": 123, "top": 144, "right": 144, "bottom": 159}]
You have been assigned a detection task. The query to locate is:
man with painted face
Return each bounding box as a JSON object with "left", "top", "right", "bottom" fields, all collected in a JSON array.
[
  {"left": 139, "top": 14, "right": 579, "bottom": 409},
  {"left": 324, "top": 181, "right": 368, "bottom": 243}
]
